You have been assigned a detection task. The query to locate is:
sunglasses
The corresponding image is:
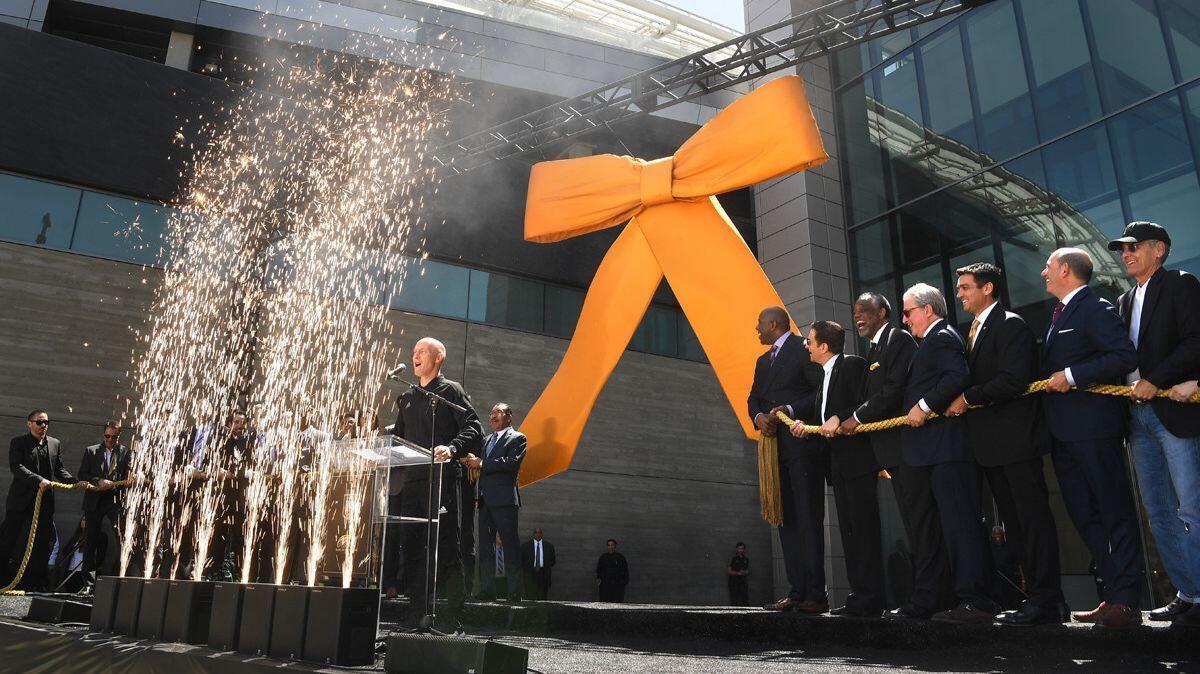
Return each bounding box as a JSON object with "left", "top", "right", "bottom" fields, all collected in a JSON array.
[
  {"left": 103, "top": 433, "right": 120, "bottom": 439},
  {"left": 901, "top": 307, "right": 920, "bottom": 318},
  {"left": 31, "top": 419, "right": 49, "bottom": 426}
]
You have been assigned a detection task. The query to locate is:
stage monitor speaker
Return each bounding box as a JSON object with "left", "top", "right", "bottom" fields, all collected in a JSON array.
[
  {"left": 384, "top": 634, "right": 528, "bottom": 674},
  {"left": 303, "top": 586, "right": 378, "bottom": 666},
  {"left": 268, "top": 585, "right": 309, "bottom": 660},
  {"left": 112, "top": 577, "right": 144, "bottom": 635},
  {"left": 26, "top": 596, "right": 91, "bottom": 624},
  {"left": 90, "top": 576, "right": 119, "bottom": 632},
  {"left": 237, "top": 582, "right": 276, "bottom": 656},
  {"left": 136, "top": 578, "right": 170, "bottom": 639},
  {"left": 164, "top": 579, "right": 214, "bottom": 644},
  {"left": 207, "top": 581, "right": 245, "bottom": 651}
]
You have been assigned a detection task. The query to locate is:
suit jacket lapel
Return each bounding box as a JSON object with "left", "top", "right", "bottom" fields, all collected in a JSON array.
[
  {"left": 1138, "top": 268, "right": 1165, "bottom": 349},
  {"left": 1046, "top": 287, "right": 1089, "bottom": 351},
  {"left": 760, "top": 333, "right": 794, "bottom": 391},
  {"left": 968, "top": 304, "right": 1001, "bottom": 367}
]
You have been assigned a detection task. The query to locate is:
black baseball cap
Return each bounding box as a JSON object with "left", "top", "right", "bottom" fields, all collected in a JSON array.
[{"left": 1108, "top": 221, "right": 1171, "bottom": 251}]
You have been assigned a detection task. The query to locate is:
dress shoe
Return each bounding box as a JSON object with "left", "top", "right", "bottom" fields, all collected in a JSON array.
[
  {"left": 996, "top": 602, "right": 1066, "bottom": 627},
  {"left": 1095, "top": 603, "right": 1142, "bottom": 630},
  {"left": 831, "top": 604, "right": 882, "bottom": 618},
  {"left": 763, "top": 596, "right": 800, "bottom": 611},
  {"left": 932, "top": 603, "right": 997, "bottom": 625},
  {"left": 886, "top": 603, "right": 936, "bottom": 620},
  {"left": 1172, "top": 603, "right": 1200, "bottom": 628},
  {"left": 1149, "top": 597, "right": 1193, "bottom": 622},
  {"left": 1071, "top": 601, "right": 1106, "bottom": 623},
  {"left": 795, "top": 599, "right": 830, "bottom": 615}
]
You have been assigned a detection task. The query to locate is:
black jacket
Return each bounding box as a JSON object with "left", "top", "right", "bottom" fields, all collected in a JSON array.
[
  {"left": 747, "top": 333, "right": 820, "bottom": 455},
  {"left": 7, "top": 433, "right": 74, "bottom": 512},
  {"left": 78, "top": 442, "right": 132, "bottom": 512},
  {"left": 962, "top": 304, "right": 1050, "bottom": 466},
  {"left": 853, "top": 324, "right": 917, "bottom": 468},
  {"left": 521, "top": 539, "right": 556, "bottom": 580},
  {"left": 902, "top": 320, "right": 972, "bottom": 467},
  {"left": 1118, "top": 267, "right": 1200, "bottom": 438},
  {"left": 393, "top": 374, "right": 483, "bottom": 481},
  {"left": 477, "top": 427, "right": 527, "bottom": 507},
  {"left": 797, "top": 354, "right": 879, "bottom": 480},
  {"left": 1041, "top": 286, "right": 1137, "bottom": 442}
]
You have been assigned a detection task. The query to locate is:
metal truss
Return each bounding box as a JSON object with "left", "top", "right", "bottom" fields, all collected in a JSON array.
[{"left": 433, "top": 0, "right": 991, "bottom": 174}]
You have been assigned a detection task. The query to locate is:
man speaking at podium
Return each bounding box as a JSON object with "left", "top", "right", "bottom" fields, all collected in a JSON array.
[{"left": 391, "top": 337, "right": 483, "bottom": 630}]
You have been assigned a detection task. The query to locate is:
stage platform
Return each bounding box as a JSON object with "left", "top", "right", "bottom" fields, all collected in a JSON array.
[{"left": 0, "top": 594, "right": 1194, "bottom": 673}]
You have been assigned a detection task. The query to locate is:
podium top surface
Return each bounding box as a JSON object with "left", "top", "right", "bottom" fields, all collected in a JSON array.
[{"left": 333, "top": 435, "right": 439, "bottom": 467}]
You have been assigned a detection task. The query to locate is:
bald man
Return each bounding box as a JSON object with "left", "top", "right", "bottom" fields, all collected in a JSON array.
[{"left": 391, "top": 337, "right": 483, "bottom": 630}]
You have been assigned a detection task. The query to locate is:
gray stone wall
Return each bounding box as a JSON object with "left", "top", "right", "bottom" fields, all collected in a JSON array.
[{"left": 0, "top": 241, "right": 768, "bottom": 604}]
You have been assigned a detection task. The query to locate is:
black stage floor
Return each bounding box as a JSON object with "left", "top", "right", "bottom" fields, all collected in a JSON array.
[{"left": 1, "top": 594, "right": 1195, "bottom": 673}]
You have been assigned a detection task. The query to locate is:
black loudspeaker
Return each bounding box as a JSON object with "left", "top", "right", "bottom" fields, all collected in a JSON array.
[
  {"left": 136, "top": 578, "right": 170, "bottom": 639},
  {"left": 164, "top": 579, "right": 214, "bottom": 644},
  {"left": 112, "top": 577, "right": 144, "bottom": 635},
  {"left": 90, "top": 576, "right": 119, "bottom": 632},
  {"left": 303, "top": 586, "right": 378, "bottom": 666},
  {"left": 268, "top": 585, "right": 309, "bottom": 660},
  {"left": 26, "top": 596, "right": 92, "bottom": 624},
  {"left": 207, "top": 581, "right": 244, "bottom": 651},
  {"left": 384, "top": 634, "right": 528, "bottom": 674},
  {"left": 237, "top": 583, "right": 276, "bottom": 655}
]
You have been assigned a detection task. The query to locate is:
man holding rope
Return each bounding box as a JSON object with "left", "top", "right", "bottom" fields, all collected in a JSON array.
[
  {"left": 1041, "top": 247, "right": 1142, "bottom": 629},
  {"left": 0, "top": 410, "right": 87, "bottom": 591}
]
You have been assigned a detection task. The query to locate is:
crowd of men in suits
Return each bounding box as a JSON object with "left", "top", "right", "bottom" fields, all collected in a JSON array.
[{"left": 750, "top": 221, "right": 1200, "bottom": 630}]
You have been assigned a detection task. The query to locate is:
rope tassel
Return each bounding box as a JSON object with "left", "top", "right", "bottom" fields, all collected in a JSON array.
[{"left": 756, "top": 434, "right": 783, "bottom": 527}]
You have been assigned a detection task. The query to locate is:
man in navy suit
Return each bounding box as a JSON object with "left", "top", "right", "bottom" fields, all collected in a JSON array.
[
  {"left": 899, "top": 284, "right": 999, "bottom": 624},
  {"left": 467, "top": 402, "right": 527, "bottom": 602},
  {"left": 748, "top": 306, "right": 823, "bottom": 613},
  {"left": 1111, "top": 223, "right": 1200, "bottom": 628},
  {"left": 1040, "top": 247, "right": 1141, "bottom": 629}
]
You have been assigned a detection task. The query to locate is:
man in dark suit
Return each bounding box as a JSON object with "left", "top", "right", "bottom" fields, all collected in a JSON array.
[
  {"left": 521, "top": 528, "right": 556, "bottom": 600},
  {"left": 787, "top": 320, "right": 883, "bottom": 616},
  {"left": 1111, "top": 222, "right": 1200, "bottom": 628},
  {"left": 77, "top": 420, "right": 132, "bottom": 591},
  {"left": 596, "top": 538, "right": 629, "bottom": 602},
  {"left": 1040, "top": 247, "right": 1141, "bottom": 629},
  {"left": 899, "top": 283, "right": 1000, "bottom": 624},
  {"left": 948, "top": 263, "right": 1066, "bottom": 626},
  {"left": 0, "top": 410, "right": 86, "bottom": 590},
  {"left": 841, "top": 292, "right": 951, "bottom": 619},
  {"left": 467, "top": 402, "right": 527, "bottom": 602},
  {"left": 748, "top": 306, "right": 822, "bottom": 613}
]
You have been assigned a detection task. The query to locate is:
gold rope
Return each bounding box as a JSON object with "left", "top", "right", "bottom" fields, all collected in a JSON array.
[
  {"left": 756, "top": 434, "right": 783, "bottom": 526},
  {"left": 0, "top": 480, "right": 129, "bottom": 596}
]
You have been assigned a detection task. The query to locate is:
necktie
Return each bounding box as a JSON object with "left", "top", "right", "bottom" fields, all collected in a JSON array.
[
  {"left": 966, "top": 319, "right": 980, "bottom": 354},
  {"left": 485, "top": 432, "right": 500, "bottom": 458},
  {"left": 103, "top": 449, "right": 111, "bottom": 477},
  {"left": 535, "top": 541, "right": 542, "bottom": 568},
  {"left": 769, "top": 345, "right": 779, "bottom": 364},
  {"left": 1051, "top": 301, "right": 1064, "bottom": 328},
  {"left": 867, "top": 341, "right": 878, "bottom": 362},
  {"left": 496, "top": 546, "right": 505, "bottom": 576}
]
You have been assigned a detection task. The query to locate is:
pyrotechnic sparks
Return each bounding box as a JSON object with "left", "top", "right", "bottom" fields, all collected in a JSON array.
[{"left": 119, "top": 25, "right": 457, "bottom": 587}]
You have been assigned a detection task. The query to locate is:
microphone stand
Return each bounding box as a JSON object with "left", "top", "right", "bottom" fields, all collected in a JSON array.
[{"left": 391, "top": 374, "right": 467, "bottom": 635}]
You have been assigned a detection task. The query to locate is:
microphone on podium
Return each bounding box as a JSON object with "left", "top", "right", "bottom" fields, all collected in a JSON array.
[{"left": 386, "top": 363, "right": 407, "bottom": 381}]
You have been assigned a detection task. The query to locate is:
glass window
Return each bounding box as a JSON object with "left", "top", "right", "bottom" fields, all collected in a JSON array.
[
  {"left": 391, "top": 257, "right": 469, "bottom": 318},
  {"left": 678, "top": 313, "right": 706, "bottom": 363},
  {"left": 1042, "top": 125, "right": 1121, "bottom": 238},
  {"left": 838, "top": 78, "right": 889, "bottom": 224},
  {"left": 851, "top": 217, "right": 894, "bottom": 284},
  {"left": 964, "top": 0, "right": 1038, "bottom": 161},
  {"left": 1085, "top": 0, "right": 1175, "bottom": 111},
  {"left": 544, "top": 284, "right": 585, "bottom": 338},
  {"left": 72, "top": 192, "right": 172, "bottom": 265},
  {"left": 467, "top": 270, "right": 544, "bottom": 332},
  {"left": 1161, "top": 0, "right": 1200, "bottom": 81},
  {"left": 1020, "top": 0, "right": 1103, "bottom": 139},
  {"left": 834, "top": 43, "right": 871, "bottom": 89},
  {"left": 875, "top": 52, "right": 935, "bottom": 206},
  {"left": 0, "top": 172, "right": 81, "bottom": 249},
  {"left": 999, "top": 228, "right": 1058, "bottom": 336},
  {"left": 919, "top": 26, "right": 978, "bottom": 148},
  {"left": 629, "top": 305, "right": 679, "bottom": 357}
]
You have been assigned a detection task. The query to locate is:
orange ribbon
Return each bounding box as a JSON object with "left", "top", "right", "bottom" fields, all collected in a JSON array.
[{"left": 519, "top": 75, "right": 829, "bottom": 486}]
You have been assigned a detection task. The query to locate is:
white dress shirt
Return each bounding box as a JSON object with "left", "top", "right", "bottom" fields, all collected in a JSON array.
[
  {"left": 970, "top": 301, "right": 998, "bottom": 352},
  {"left": 534, "top": 539, "right": 544, "bottom": 568},
  {"left": 1126, "top": 280, "right": 1150, "bottom": 385},
  {"left": 1056, "top": 285, "right": 1087, "bottom": 387},
  {"left": 819, "top": 354, "right": 839, "bottom": 421}
]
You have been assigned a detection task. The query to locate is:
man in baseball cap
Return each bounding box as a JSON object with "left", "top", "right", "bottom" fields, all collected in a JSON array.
[{"left": 1108, "top": 221, "right": 1172, "bottom": 252}]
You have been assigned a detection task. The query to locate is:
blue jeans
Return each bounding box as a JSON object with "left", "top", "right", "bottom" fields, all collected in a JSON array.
[{"left": 1129, "top": 403, "right": 1200, "bottom": 602}]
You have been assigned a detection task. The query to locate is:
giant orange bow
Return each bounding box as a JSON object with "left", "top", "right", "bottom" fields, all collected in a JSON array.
[{"left": 519, "top": 75, "right": 828, "bottom": 486}]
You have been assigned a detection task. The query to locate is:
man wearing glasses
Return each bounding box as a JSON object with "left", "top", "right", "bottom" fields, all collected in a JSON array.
[
  {"left": 78, "top": 421, "right": 132, "bottom": 592},
  {"left": 0, "top": 409, "right": 87, "bottom": 590}
]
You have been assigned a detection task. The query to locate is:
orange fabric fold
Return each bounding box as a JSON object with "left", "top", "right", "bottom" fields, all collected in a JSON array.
[{"left": 519, "top": 75, "right": 829, "bottom": 486}]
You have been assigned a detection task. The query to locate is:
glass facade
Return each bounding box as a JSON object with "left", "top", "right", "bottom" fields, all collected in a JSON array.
[
  {"left": 0, "top": 169, "right": 706, "bottom": 362},
  {"left": 835, "top": 0, "right": 1200, "bottom": 340}
]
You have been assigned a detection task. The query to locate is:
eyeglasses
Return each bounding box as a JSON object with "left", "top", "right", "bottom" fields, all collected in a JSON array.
[
  {"left": 901, "top": 307, "right": 920, "bottom": 318},
  {"left": 1118, "top": 241, "right": 1149, "bottom": 253},
  {"left": 31, "top": 419, "right": 49, "bottom": 426},
  {"left": 103, "top": 433, "right": 119, "bottom": 439}
]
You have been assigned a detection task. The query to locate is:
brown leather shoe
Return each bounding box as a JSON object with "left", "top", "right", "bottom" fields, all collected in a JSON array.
[
  {"left": 763, "top": 597, "right": 799, "bottom": 611},
  {"left": 796, "top": 599, "right": 830, "bottom": 614},
  {"left": 1071, "top": 601, "right": 1106, "bottom": 623},
  {"left": 1096, "top": 603, "right": 1142, "bottom": 630}
]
